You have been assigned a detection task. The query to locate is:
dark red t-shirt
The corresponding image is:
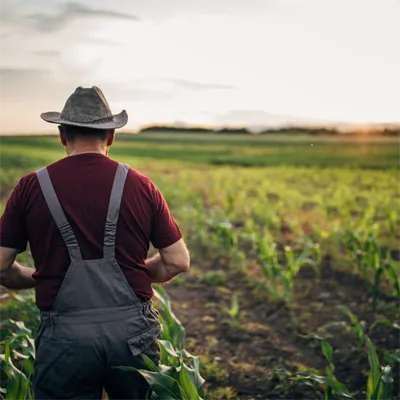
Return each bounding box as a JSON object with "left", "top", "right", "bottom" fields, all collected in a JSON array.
[{"left": 0, "top": 153, "right": 182, "bottom": 310}]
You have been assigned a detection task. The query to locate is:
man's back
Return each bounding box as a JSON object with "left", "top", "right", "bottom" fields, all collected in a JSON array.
[
  {"left": 0, "top": 153, "right": 182, "bottom": 310},
  {"left": 0, "top": 86, "right": 190, "bottom": 399}
]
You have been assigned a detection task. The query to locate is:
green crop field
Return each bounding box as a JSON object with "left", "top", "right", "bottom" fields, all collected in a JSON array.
[{"left": 1, "top": 132, "right": 399, "bottom": 399}]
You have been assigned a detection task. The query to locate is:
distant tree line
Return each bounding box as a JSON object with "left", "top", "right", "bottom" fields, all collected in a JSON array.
[
  {"left": 138, "top": 125, "right": 400, "bottom": 136},
  {"left": 139, "top": 126, "right": 248, "bottom": 134}
]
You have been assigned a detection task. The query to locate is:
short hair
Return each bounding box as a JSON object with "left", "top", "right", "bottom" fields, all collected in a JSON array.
[{"left": 60, "top": 125, "right": 111, "bottom": 142}]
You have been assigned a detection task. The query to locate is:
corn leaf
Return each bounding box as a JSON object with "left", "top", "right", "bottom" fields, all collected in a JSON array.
[
  {"left": 189, "top": 356, "right": 206, "bottom": 391},
  {"left": 321, "top": 339, "right": 333, "bottom": 363},
  {"left": 142, "top": 354, "right": 160, "bottom": 372},
  {"left": 366, "top": 337, "right": 382, "bottom": 400},
  {"left": 115, "top": 366, "right": 185, "bottom": 400},
  {"left": 337, "top": 305, "right": 358, "bottom": 325},
  {"left": 310, "top": 375, "right": 355, "bottom": 398},
  {"left": 178, "top": 362, "right": 201, "bottom": 400},
  {"left": 154, "top": 286, "right": 185, "bottom": 350},
  {"left": 159, "top": 340, "right": 179, "bottom": 358},
  {"left": 381, "top": 365, "right": 393, "bottom": 400}
]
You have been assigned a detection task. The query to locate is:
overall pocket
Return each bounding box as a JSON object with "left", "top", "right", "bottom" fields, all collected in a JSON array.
[{"left": 127, "top": 323, "right": 162, "bottom": 365}]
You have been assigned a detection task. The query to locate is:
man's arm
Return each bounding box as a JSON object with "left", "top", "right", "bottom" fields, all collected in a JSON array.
[
  {"left": 147, "top": 239, "right": 190, "bottom": 284},
  {"left": 0, "top": 247, "right": 35, "bottom": 289}
]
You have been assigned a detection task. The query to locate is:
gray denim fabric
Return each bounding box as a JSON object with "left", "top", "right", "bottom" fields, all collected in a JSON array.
[{"left": 33, "top": 163, "right": 161, "bottom": 400}]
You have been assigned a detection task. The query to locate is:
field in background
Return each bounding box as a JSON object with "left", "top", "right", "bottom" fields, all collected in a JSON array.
[
  {"left": 1, "top": 132, "right": 399, "bottom": 399},
  {"left": 1, "top": 132, "right": 399, "bottom": 176}
]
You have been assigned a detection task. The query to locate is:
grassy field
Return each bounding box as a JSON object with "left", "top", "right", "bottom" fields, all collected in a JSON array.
[{"left": 1, "top": 132, "right": 399, "bottom": 399}]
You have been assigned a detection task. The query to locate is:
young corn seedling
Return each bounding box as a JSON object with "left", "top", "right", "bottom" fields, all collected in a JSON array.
[
  {"left": 343, "top": 228, "right": 396, "bottom": 309},
  {"left": 382, "top": 249, "right": 400, "bottom": 300},
  {"left": 320, "top": 305, "right": 367, "bottom": 360},
  {"left": 207, "top": 212, "right": 239, "bottom": 258},
  {"left": 271, "top": 333, "right": 395, "bottom": 400},
  {"left": 222, "top": 295, "right": 242, "bottom": 328},
  {"left": 252, "top": 231, "right": 283, "bottom": 301},
  {"left": 269, "top": 334, "right": 355, "bottom": 400},
  {"left": 252, "top": 231, "right": 319, "bottom": 303},
  {"left": 273, "top": 326, "right": 394, "bottom": 400},
  {"left": 300, "top": 333, "right": 356, "bottom": 400},
  {"left": 283, "top": 245, "right": 316, "bottom": 303},
  {"left": 343, "top": 228, "right": 368, "bottom": 279},
  {"left": 387, "top": 209, "right": 398, "bottom": 237},
  {"left": 365, "top": 337, "right": 394, "bottom": 400}
]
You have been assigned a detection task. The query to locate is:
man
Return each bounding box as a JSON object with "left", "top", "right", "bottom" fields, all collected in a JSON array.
[{"left": 0, "top": 86, "right": 190, "bottom": 399}]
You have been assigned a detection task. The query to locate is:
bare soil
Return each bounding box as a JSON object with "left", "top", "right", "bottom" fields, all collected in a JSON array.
[{"left": 166, "top": 255, "right": 400, "bottom": 399}]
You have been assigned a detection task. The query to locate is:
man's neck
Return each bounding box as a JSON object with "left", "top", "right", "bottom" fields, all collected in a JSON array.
[
  {"left": 67, "top": 149, "right": 107, "bottom": 156},
  {"left": 66, "top": 141, "right": 108, "bottom": 156}
]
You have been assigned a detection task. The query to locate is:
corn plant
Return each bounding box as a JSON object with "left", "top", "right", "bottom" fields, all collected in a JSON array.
[
  {"left": 1, "top": 286, "right": 205, "bottom": 400},
  {"left": 301, "top": 333, "right": 357, "bottom": 399},
  {"left": 382, "top": 250, "right": 400, "bottom": 299},
  {"left": 270, "top": 335, "right": 356, "bottom": 399},
  {"left": 343, "top": 229, "right": 399, "bottom": 308},
  {"left": 283, "top": 244, "right": 317, "bottom": 301},
  {"left": 207, "top": 212, "right": 239, "bottom": 257},
  {"left": 252, "top": 231, "right": 316, "bottom": 303},
  {"left": 387, "top": 210, "right": 398, "bottom": 237},
  {"left": 270, "top": 333, "right": 395, "bottom": 399},
  {"left": 366, "top": 338, "right": 394, "bottom": 400},
  {"left": 252, "top": 231, "right": 282, "bottom": 301},
  {"left": 304, "top": 238, "right": 322, "bottom": 278},
  {"left": 117, "top": 285, "right": 205, "bottom": 400},
  {"left": 343, "top": 228, "right": 375, "bottom": 280},
  {"left": 153, "top": 285, "right": 185, "bottom": 351},
  {"left": 0, "top": 319, "right": 35, "bottom": 400},
  {"left": 320, "top": 305, "right": 367, "bottom": 355},
  {"left": 221, "top": 295, "right": 241, "bottom": 328},
  {"left": 222, "top": 295, "right": 240, "bottom": 320},
  {"left": 1, "top": 291, "right": 39, "bottom": 333},
  {"left": 321, "top": 305, "right": 400, "bottom": 362}
]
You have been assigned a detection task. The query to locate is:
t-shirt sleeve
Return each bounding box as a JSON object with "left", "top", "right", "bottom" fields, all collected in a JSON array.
[
  {"left": 150, "top": 183, "right": 182, "bottom": 249},
  {"left": 0, "top": 178, "right": 28, "bottom": 252}
]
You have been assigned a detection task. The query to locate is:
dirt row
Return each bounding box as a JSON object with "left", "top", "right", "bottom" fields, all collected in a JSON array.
[{"left": 166, "top": 255, "right": 400, "bottom": 399}]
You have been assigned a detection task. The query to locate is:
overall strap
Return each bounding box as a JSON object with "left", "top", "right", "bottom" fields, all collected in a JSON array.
[
  {"left": 36, "top": 168, "right": 82, "bottom": 261},
  {"left": 103, "top": 163, "right": 130, "bottom": 259}
]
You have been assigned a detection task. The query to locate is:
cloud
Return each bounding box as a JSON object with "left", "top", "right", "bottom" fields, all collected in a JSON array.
[
  {"left": 213, "top": 109, "right": 324, "bottom": 129},
  {"left": 99, "top": 77, "right": 233, "bottom": 103},
  {"left": 86, "top": 38, "right": 124, "bottom": 47},
  {"left": 32, "top": 50, "right": 60, "bottom": 57},
  {"left": 0, "top": 67, "right": 51, "bottom": 78},
  {"left": 0, "top": 67, "right": 83, "bottom": 103},
  {"left": 126, "top": 77, "right": 235, "bottom": 93},
  {"left": 170, "top": 79, "right": 235, "bottom": 90},
  {"left": 127, "top": 0, "right": 280, "bottom": 21},
  {"left": 0, "top": 68, "right": 52, "bottom": 100},
  {"left": 116, "top": 89, "right": 172, "bottom": 102},
  {"left": 25, "top": 2, "right": 139, "bottom": 32}
]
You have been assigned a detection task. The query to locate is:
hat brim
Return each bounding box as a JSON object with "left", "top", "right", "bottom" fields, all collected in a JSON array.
[{"left": 40, "top": 110, "right": 128, "bottom": 129}]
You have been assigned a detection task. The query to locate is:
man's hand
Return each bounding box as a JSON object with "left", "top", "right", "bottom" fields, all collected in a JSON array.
[
  {"left": 0, "top": 247, "right": 35, "bottom": 289},
  {"left": 147, "top": 239, "right": 190, "bottom": 284}
]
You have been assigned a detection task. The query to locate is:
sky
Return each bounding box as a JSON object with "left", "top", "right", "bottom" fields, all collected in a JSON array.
[{"left": 0, "top": 0, "right": 399, "bottom": 134}]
